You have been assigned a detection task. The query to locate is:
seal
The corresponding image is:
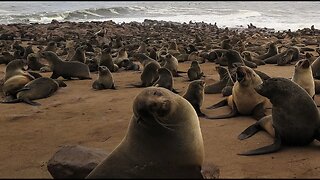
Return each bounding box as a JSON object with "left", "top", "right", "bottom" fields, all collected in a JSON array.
[
  {"left": 292, "top": 59, "right": 315, "bottom": 99},
  {"left": 27, "top": 53, "right": 45, "bottom": 71},
  {"left": 204, "top": 66, "right": 234, "bottom": 94},
  {"left": 99, "top": 48, "right": 119, "bottom": 72},
  {"left": 120, "top": 59, "right": 140, "bottom": 71},
  {"left": 132, "top": 53, "right": 156, "bottom": 68},
  {"left": 92, "top": 66, "right": 115, "bottom": 90},
  {"left": 163, "top": 53, "right": 184, "bottom": 77},
  {"left": 255, "top": 42, "right": 278, "bottom": 60},
  {"left": 223, "top": 49, "right": 257, "bottom": 69},
  {"left": 311, "top": 55, "right": 320, "bottom": 79},
  {"left": 206, "top": 66, "right": 268, "bottom": 120},
  {"left": 183, "top": 80, "right": 206, "bottom": 117},
  {"left": 264, "top": 48, "right": 294, "bottom": 64},
  {"left": 113, "top": 47, "right": 128, "bottom": 68},
  {"left": 0, "top": 51, "right": 14, "bottom": 65},
  {"left": 70, "top": 45, "right": 87, "bottom": 63},
  {"left": 44, "top": 41, "right": 57, "bottom": 53},
  {"left": 39, "top": 51, "right": 91, "bottom": 80},
  {"left": 86, "top": 87, "right": 204, "bottom": 178},
  {"left": 238, "top": 78, "right": 320, "bottom": 156},
  {"left": 2, "top": 77, "right": 67, "bottom": 106},
  {"left": 241, "top": 51, "right": 266, "bottom": 66},
  {"left": 276, "top": 48, "right": 295, "bottom": 66},
  {"left": 131, "top": 61, "right": 160, "bottom": 87},
  {"left": 153, "top": 67, "right": 179, "bottom": 93},
  {"left": 187, "top": 61, "right": 204, "bottom": 81}
]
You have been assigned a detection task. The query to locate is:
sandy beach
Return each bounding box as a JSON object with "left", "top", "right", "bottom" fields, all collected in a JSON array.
[{"left": 0, "top": 19, "right": 320, "bottom": 178}]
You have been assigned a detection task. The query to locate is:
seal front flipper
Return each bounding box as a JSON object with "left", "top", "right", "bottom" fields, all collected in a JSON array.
[
  {"left": 23, "top": 99, "right": 41, "bottom": 106},
  {"left": 206, "top": 98, "right": 228, "bottom": 109},
  {"left": 194, "top": 104, "right": 206, "bottom": 117},
  {"left": 238, "top": 122, "right": 262, "bottom": 140},
  {"left": 252, "top": 102, "right": 267, "bottom": 120},
  {"left": 238, "top": 130, "right": 281, "bottom": 156}
]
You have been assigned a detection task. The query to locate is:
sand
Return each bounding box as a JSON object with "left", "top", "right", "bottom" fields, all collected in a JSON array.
[{"left": 1, "top": 60, "right": 320, "bottom": 178}]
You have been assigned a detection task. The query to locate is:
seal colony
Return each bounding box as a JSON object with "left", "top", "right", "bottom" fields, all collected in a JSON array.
[{"left": 0, "top": 19, "right": 320, "bottom": 178}]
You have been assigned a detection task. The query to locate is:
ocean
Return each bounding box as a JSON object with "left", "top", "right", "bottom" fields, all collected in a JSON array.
[{"left": 0, "top": 1, "right": 319, "bottom": 31}]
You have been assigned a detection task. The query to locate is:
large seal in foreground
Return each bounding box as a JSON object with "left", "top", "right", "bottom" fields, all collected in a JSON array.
[
  {"left": 86, "top": 87, "right": 205, "bottom": 178},
  {"left": 40, "top": 51, "right": 91, "bottom": 80},
  {"left": 238, "top": 78, "right": 320, "bottom": 156}
]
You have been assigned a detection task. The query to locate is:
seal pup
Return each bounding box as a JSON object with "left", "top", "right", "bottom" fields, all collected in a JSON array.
[
  {"left": 92, "top": 66, "right": 115, "bottom": 90},
  {"left": 113, "top": 47, "right": 128, "bottom": 68},
  {"left": 27, "top": 53, "right": 45, "bottom": 71},
  {"left": 86, "top": 87, "right": 204, "bottom": 178},
  {"left": 120, "top": 59, "right": 140, "bottom": 71},
  {"left": 241, "top": 51, "right": 265, "bottom": 66},
  {"left": 292, "top": 59, "right": 315, "bottom": 99},
  {"left": 44, "top": 41, "right": 57, "bottom": 53},
  {"left": 183, "top": 80, "right": 206, "bottom": 117},
  {"left": 40, "top": 51, "right": 91, "bottom": 80},
  {"left": 2, "top": 77, "right": 66, "bottom": 106},
  {"left": 187, "top": 61, "right": 204, "bottom": 81},
  {"left": 70, "top": 45, "right": 87, "bottom": 63},
  {"left": 238, "top": 78, "right": 320, "bottom": 156},
  {"left": 204, "top": 66, "right": 234, "bottom": 94},
  {"left": 130, "top": 61, "right": 160, "bottom": 88},
  {"left": 99, "top": 48, "right": 119, "bottom": 72},
  {"left": 206, "top": 66, "right": 268, "bottom": 120},
  {"left": 163, "top": 53, "right": 185, "bottom": 77},
  {"left": 0, "top": 51, "right": 14, "bottom": 65},
  {"left": 153, "top": 67, "right": 179, "bottom": 93}
]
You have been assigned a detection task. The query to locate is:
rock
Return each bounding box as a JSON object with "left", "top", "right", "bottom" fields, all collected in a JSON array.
[{"left": 47, "top": 145, "right": 109, "bottom": 179}]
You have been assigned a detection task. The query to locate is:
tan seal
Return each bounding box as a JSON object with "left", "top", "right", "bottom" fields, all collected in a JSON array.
[
  {"left": 86, "top": 87, "right": 204, "bottom": 178},
  {"left": 206, "top": 66, "right": 268, "bottom": 120},
  {"left": 292, "top": 59, "right": 315, "bottom": 98},
  {"left": 92, "top": 66, "right": 115, "bottom": 90}
]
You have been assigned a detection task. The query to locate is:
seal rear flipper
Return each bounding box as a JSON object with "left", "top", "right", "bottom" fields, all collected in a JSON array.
[
  {"left": 206, "top": 98, "right": 228, "bottom": 109},
  {"left": 23, "top": 99, "right": 41, "bottom": 106},
  {"left": 238, "top": 130, "right": 281, "bottom": 156},
  {"left": 27, "top": 71, "right": 42, "bottom": 79},
  {"left": 238, "top": 122, "right": 262, "bottom": 140},
  {"left": 252, "top": 102, "right": 267, "bottom": 120}
]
